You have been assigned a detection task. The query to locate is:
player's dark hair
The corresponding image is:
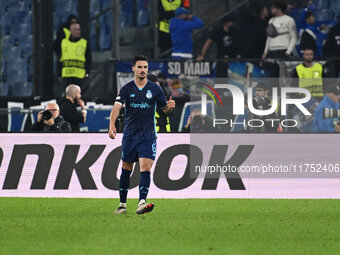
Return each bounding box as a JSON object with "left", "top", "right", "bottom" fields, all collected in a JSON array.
[
  {"left": 133, "top": 55, "right": 148, "bottom": 66},
  {"left": 272, "top": 0, "right": 287, "bottom": 13}
]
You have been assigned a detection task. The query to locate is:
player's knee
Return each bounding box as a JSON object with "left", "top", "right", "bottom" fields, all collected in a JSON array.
[{"left": 122, "top": 161, "right": 134, "bottom": 171}]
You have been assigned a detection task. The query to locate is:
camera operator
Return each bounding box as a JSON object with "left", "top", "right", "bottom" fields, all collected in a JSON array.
[
  {"left": 313, "top": 85, "right": 340, "bottom": 132},
  {"left": 183, "top": 108, "right": 216, "bottom": 133},
  {"left": 31, "top": 102, "right": 72, "bottom": 132},
  {"left": 246, "top": 82, "right": 279, "bottom": 132}
]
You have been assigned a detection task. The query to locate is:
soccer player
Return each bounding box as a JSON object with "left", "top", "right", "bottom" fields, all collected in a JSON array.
[{"left": 109, "top": 55, "right": 175, "bottom": 214}]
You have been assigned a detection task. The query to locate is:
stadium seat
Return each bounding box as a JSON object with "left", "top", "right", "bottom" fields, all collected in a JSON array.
[
  {"left": 311, "top": 0, "right": 329, "bottom": 10},
  {"left": 120, "top": 0, "right": 134, "bottom": 27},
  {"left": 22, "top": 82, "right": 33, "bottom": 97},
  {"left": 90, "top": 20, "right": 98, "bottom": 51},
  {"left": 16, "top": 10, "right": 29, "bottom": 24},
  {"left": 7, "top": 101, "right": 25, "bottom": 131},
  {"left": 100, "top": 13, "right": 112, "bottom": 50},
  {"left": 137, "top": 0, "right": 149, "bottom": 27},
  {"left": 315, "top": 9, "right": 334, "bottom": 22},
  {"left": 137, "top": 10, "right": 149, "bottom": 27},
  {"left": 1, "top": 12, "right": 11, "bottom": 27},
  {"left": 1, "top": 82, "right": 9, "bottom": 96},
  {"left": 330, "top": 0, "right": 340, "bottom": 15}
]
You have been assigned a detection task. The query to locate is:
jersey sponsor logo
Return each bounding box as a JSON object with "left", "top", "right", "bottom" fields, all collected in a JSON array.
[
  {"left": 130, "top": 102, "right": 151, "bottom": 109},
  {"left": 146, "top": 90, "right": 152, "bottom": 99},
  {"left": 130, "top": 94, "right": 135, "bottom": 97}
]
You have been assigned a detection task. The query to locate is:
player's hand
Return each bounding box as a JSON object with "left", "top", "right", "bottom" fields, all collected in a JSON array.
[
  {"left": 78, "top": 98, "right": 85, "bottom": 109},
  {"left": 167, "top": 96, "right": 175, "bottom": 109},
  {"left": 262, "top": 53, "right": 267, "bottom": 59},
  {"left": 109, "top": 127, "right": 117, "bottom": 139}
]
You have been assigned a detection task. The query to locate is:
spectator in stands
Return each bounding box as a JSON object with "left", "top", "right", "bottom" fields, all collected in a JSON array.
[
  {"left": 158, "top": 0, "right": 188, "bottom": 57},
  {"left": 182, "top": 108, "right": 215, "bottom": 132},
  {"left": 299, "top": 11, "right": 322, "bottom": 54},
  {"left": 313, "top": 85, "right": 340, "bottom": 132},
  {"left": 262, "top": 0, "right": 297, "bottom": 59},
  {"left": 148, "top": 74, "right": 171, "bottom": 132},
  {"left": 60, "top": 84, "right": 87, "bottom": 131},
  {"left": 197, "top": 16, "right": 239, "bottom": 77},
  {"left": 246, "top": 82, "right": 279, "bottom": 132},
  {"left": 291, "top": 48, "right": 324, "bottom": 101},
  {"left": 238, "top": 4, "right": 268, "bottom": 58},
  {"left": 56, "top": 23, "right": 92, "bottom": 91},
  {"left": 31, "top": 102, "right": 72, "bottom": 132},
  {"left": 323, "top": 16, "right": 340, "bottom": 77},
  {"left": 53, "top": 14, "right": 78, "bottom": 58},
  {"left": 170, "top": 79, "right": 188, "bottom": 97},
  {"left": 157, "top": 72, "right": 171, "bottom": 97},
  {"left": 169, "top": 7, "right": 204, "bottom": 59}
]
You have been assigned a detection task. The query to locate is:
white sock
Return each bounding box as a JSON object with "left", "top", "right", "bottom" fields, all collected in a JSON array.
[
  {"left": 119, "top": 202, "right": 126, "bottom": 208},
  {"left": 138, "top": 199, "right": 145, "bottom": 207}
]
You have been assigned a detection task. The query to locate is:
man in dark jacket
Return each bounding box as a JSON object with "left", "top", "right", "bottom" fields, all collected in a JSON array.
[
  {"left": 31, "top": 102, "right": 71, "bottom": 132},
  {"left": 323, "top": 20, "right": 340, "bottom": 77},
  {"left": 300, "top": 11, "right": 318, "bottom": 54},
  {"left": 60, "top": 84, "right": 87, "bottom": 131}
]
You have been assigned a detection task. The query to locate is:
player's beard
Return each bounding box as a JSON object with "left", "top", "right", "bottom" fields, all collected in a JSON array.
[{"left": 138, "top": 73, "right": 146, "bottom": 80}]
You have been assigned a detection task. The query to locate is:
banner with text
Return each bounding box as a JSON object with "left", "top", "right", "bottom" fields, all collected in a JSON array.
[{"left": 0, "top": 134, "right": 340, "bottom": 198}]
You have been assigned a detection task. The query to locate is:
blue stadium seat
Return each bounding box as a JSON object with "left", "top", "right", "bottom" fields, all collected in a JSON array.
[
  {"left": 90, "top": 20, "right": 98, "bottom": 51},
  {"left": 137, "top": 0, "right": 149, "bottom": 27},
  {"left": 100, "top": 13, "right": 112, "bottom": 50},
  {"left": 120, "top": 0, "right": 134, "bottom": 27},
  {"left": 311, "top": 0, "right": 329, "bottom": 10},
  {"left": 2, "top": 35, "right": 12, "bottom": 48},
  {"left": 315, "top": 9, "right": 334, "bottom": 22},
  {"left": 1, "top": 82, "right": 9, "bottom": 96},
  {"left": 137, "top": 10, "right": 149, "bottom": 27},
  {"left": 90, "top": 0, "right": 100, "bottom": 17},
  {"left": 330, "top": 0, "right": 340, "bottom": 14},
  {"left": 99, "top": 0, "right": 112, "bottom": 10},
  {"left": 16, "top": 10, "right": 29, "bottom": 24},
  {"left": 1, "top": 12, "right": 11, "bottom": 27},
  {"left": 23, "top": 82, "right": 33, "bottom": 96}
]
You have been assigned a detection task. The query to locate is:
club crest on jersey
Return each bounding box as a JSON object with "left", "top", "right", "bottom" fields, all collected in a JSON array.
[{"left": 146, "top": 90, "right": 152, "bottom": 99}]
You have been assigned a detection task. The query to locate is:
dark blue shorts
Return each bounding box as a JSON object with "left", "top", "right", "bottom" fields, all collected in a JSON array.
[{"left": 121, "top": 137, "right": 157, "bottom": 163}]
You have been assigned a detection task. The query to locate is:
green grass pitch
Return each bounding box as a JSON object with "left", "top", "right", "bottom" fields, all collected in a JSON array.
[{"left": 0, "top": 198, "right": 340, "bottom": 255}]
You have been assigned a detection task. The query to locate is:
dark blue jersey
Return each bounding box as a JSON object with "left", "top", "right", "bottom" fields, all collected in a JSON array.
[{"left": 115, "top": 80, "right": 167, "bottom": 139}]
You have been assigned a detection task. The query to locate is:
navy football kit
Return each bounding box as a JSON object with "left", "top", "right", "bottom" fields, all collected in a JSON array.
[{"left": 115, "top": 80, "right": 167, "bottom": 162}]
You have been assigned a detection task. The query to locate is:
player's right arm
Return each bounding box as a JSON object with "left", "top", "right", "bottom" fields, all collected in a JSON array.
[
  {"left": 108, "top": 102, "right": 122, "bottom": 139},
  {"left": 109, "top": 88, "right": 127, "bottom": 139}
]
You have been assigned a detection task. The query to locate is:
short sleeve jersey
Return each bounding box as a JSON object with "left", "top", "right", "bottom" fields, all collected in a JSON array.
[{"left": 115, "top": 80, "right": 167, "bottom": 139}]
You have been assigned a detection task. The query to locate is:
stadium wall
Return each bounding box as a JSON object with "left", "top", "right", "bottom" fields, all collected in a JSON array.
[{"left": 0, "top": 133, "right": 340, "bottom": 199}]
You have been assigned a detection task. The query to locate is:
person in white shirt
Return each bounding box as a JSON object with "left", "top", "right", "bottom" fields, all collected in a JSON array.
[{"left": 262, "top": 0, "right": 297, "bottom": 59}]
